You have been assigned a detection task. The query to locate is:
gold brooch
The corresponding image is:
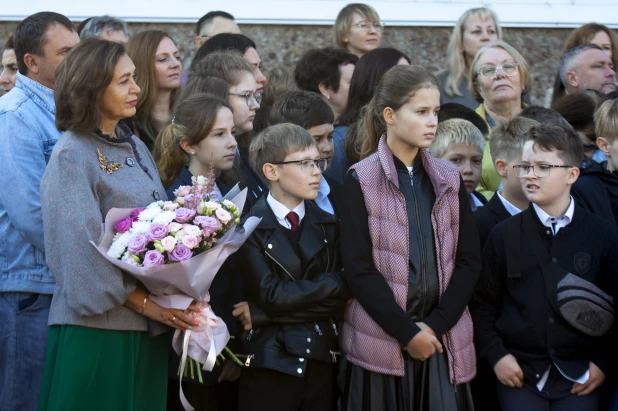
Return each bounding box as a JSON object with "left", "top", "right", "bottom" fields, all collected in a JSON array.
[{"left": 97, "top": 148, "right": 123, "bottom": 175}]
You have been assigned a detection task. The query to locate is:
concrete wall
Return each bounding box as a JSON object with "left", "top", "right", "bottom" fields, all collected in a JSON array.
[{"left": 0, "top": 21, "right": 590, "bottom": 106}]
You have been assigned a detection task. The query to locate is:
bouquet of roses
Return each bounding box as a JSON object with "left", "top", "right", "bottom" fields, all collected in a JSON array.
[{"left": 91, "top": 175, "right": 260, "bottom": 411}]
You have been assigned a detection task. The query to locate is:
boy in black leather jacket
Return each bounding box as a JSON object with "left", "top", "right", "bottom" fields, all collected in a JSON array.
[{"left": 235, "top": 123, "right": 348, "bottom": 411}]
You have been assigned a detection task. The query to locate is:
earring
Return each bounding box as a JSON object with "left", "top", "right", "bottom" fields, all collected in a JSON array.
[{"left": 327, "top": 95, "right": 330, "bottom": 100}]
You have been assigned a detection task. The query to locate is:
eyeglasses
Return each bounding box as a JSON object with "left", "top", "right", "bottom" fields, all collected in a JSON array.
[
  {"left": 513, "top": 164, "right": 573, "bottom": 178},
  {"left": 477, "top": 62, "right": 519, "bottom": 78},
  {"left": 271, "top": 158, "right": 328, "bottom": 173},
  {"left": 351, "top": 21, "right": 385, "bottom": 32},
  {"left": 229, "top": 91, "right": 262, "bottom": 106}
]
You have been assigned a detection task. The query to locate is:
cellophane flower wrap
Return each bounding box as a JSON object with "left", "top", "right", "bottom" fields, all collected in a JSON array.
[{"left": 91, "top": 175, "right": 260, "bottom": 411}]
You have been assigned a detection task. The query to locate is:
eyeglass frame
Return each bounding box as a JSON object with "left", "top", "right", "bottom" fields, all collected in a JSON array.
[
  {"left": 270, "top": 158, "right": 328, "bottom": 173},
  {"left": 477, "top": 62, "right": 519, "bottom": 79},
  {"left": 350, "top": 20, "right": 385, "bottom": 32},
  {"left": 513, "top": 164, "right": 573, "bottom": 178},
  {"left": 229, "top": 91, "right": 262, "bottom": 106}
]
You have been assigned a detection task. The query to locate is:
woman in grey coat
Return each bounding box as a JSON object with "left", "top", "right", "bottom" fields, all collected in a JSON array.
[{"left": 38, "top": 38, "right": 197, "bottom": 411}]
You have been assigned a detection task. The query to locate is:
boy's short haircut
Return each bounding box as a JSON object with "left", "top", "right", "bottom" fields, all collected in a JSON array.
[
  {"left": 437, "top": 102, "right": 490, "bottom": 137},
  {"left": 269, "top": 90, "right": 335, "bottom": 130},
  {"left": 518, "top": 106, "right": 572, "bottom": 128},
  {"left": 430, "top": 119, "right": 485, "bottom": 159},
  {"left": 490, "top": 117, "right": 540, "bottom": 161},
  {"left": 595, "top": 99, "right": 618, "bottom": 142},
  {"left": 249, "top": 123, "right": 317, "bottom": 185},
  {"left": 526, "top": 124, "right": 583, "bottom": 168}
]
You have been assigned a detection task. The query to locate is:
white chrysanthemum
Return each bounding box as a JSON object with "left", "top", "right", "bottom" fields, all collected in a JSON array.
[
  {"left": 138, "top": 206, "right": 162, "bottom": 222},
  {"left": 107, "top": 241, "right": 127, "bottom": 259},
  {"left": 131, "top": 221, "right": 151, "bottom": 234},
  {"left": 152, "top": 210, "right": 176, "bottom": 226}
]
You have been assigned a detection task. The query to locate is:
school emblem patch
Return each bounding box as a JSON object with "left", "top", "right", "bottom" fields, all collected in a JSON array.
[{"left": 574, "top": 253, "right": 591, "bottom": 275}]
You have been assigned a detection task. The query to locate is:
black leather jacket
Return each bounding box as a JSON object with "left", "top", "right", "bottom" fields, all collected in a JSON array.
[{"left": 236, "top": 195, "right": 348, "bottom": 376}]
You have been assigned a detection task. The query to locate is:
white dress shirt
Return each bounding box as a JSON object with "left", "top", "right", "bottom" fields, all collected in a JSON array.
[
  {"left": 266, "top": 193, "right": 306, "bottom": 229},
  {"left": 496, "top": 190, "right": 522, "bottom": 217}
]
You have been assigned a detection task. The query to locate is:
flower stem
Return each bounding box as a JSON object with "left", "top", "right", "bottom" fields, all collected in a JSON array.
[{"left": 224, "top": 346, "right": 245, "bottom": 367}]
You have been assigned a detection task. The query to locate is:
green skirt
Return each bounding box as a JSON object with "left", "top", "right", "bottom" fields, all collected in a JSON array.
[{"left": 38, "top": 325, "right": 168, "bottom": 411}]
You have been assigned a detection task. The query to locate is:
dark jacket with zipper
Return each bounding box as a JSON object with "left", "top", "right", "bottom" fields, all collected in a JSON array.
[
  {"left": 236, "top": 194, "right": 348, "bottom": 376},
  {"left": 471, "top": 204, "right": 618, "bottom": 385}
]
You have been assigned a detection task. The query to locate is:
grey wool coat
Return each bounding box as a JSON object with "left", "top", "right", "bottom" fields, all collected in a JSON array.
[{"left": 40, "top": 124, "right": 167, "bottom": 331}]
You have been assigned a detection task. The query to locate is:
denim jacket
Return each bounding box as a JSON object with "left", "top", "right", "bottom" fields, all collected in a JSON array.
[{"left": 0, "top": 72, "right": 59, "bottom": 294}]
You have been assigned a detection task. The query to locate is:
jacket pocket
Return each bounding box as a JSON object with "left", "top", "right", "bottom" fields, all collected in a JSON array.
[{"left": 34, "top": 246, "right": 46, "bottom": 267}]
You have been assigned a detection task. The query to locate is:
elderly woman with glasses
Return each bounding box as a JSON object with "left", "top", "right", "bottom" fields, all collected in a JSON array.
[
  {"left": 469, "top": 40, "right": 532, "bottom": 198},
  {"left": 333, "top": 3, "right": 384, "bottom": 58}
]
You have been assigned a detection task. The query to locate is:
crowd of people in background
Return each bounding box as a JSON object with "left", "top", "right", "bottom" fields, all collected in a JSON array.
[{"left": 0, "top": 3, "right": 617, "bottom": 411}]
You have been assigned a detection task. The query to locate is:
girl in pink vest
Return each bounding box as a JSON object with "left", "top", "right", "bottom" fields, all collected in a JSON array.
[{"left": 340, "top": 65, "right": 481, "bottom": 410}]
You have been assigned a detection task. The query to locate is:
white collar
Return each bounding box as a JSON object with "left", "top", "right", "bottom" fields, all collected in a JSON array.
[
  {"left": 532, "top": 196, "right": 575, "bottom": 234},
  {"left": 497, "top": 191, "right": 522, "bottom": 216},
  {"left": 266, "top": 192, "right": 306, "bottom": 228},
  {"left": 470, "top": 193, "right": 484, "bottom": 211}
]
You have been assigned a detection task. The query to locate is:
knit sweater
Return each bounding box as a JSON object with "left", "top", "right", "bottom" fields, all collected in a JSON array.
[{"left": 40, "top": 125, "right": 167, "bottom": 331}]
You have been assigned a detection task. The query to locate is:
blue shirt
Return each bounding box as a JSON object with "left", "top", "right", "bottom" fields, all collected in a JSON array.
[
  {"left": 315, "top": 177, "right": 334, "bottom": 215},
  {"left": 0, "top": 72, "right": 60, "bottom": 294},
  {"left": 323, "top": 125, "right": 349, "bottom": 185}
]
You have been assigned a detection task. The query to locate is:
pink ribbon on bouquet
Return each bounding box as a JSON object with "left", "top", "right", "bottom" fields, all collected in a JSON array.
[{"left": 171, "top": 298, "right": 230, "bottom": 411}]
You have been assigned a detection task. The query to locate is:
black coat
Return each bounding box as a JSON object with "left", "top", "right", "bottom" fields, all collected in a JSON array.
[
  {"left": 572, "top": 161, "right": 618, "bottom": 228},
  {"left": 473, "top": 192, "right": 514, "bottom": 250},
  {"left": 471, "top": 204, "right": 618, "bottom": 385},
  {"left": 236, "top": 195, "right": 348, "bottom": 376}
]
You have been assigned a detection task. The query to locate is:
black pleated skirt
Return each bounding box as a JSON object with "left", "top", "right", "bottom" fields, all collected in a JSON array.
[{"left": 342, "top": 350, "right": 474, "bottom": 411}]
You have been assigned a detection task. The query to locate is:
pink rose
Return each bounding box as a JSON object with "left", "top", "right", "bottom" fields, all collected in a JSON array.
[
  {"left": 147, "top": 224, "right": 169, "bottom": 241},
  {"left": 160, "top": 236, "right": 177, "bottom": 252},
  {"left": 127, "top": 234, "right": 148, "bottom": 254},
  {"left": 163, "top": 201, "right": 179, "bottom": 211},
  {"left": 173, "top": 185, "right": 192, "bottom": 197},
  {"left": 215, "top": 208, "right": 232, "bottom": 224},
  {"left": 175, "top": 208, "right": 196, "bottom": 223},
  {"left": 181, "top": 235, "right": 200, "bottom": 249},
  {"left": 130, "top": 207, "right": 147, "bottom": 221},
  {"left": 143, "top": 250, "right": 165, "bottom": 266},
  {"left": 168, "top": 244, "right": 192, "bottom": 261},
  {"left": 168, "top": 222, "right": 183, "bottom": 233},
  {"left": 114, "top": 216, "right": 133, "bottom": 233}
]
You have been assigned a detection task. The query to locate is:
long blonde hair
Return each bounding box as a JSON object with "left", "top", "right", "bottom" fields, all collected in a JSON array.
[
  {"left": 125, "top": 30, "right": 179, "bottom": 146},
  {"left": 443, "top": 8, "right": 502, "bottom": 98}
]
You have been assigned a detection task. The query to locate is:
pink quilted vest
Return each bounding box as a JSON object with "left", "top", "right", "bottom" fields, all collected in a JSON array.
[{"left": 342, "top": 135, "right": 477, "bottom": 384}]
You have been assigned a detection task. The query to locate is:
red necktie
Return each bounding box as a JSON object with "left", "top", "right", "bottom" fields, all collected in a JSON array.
[{"left": 286, "top": 211, "right": 300, "bottom": 231}]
